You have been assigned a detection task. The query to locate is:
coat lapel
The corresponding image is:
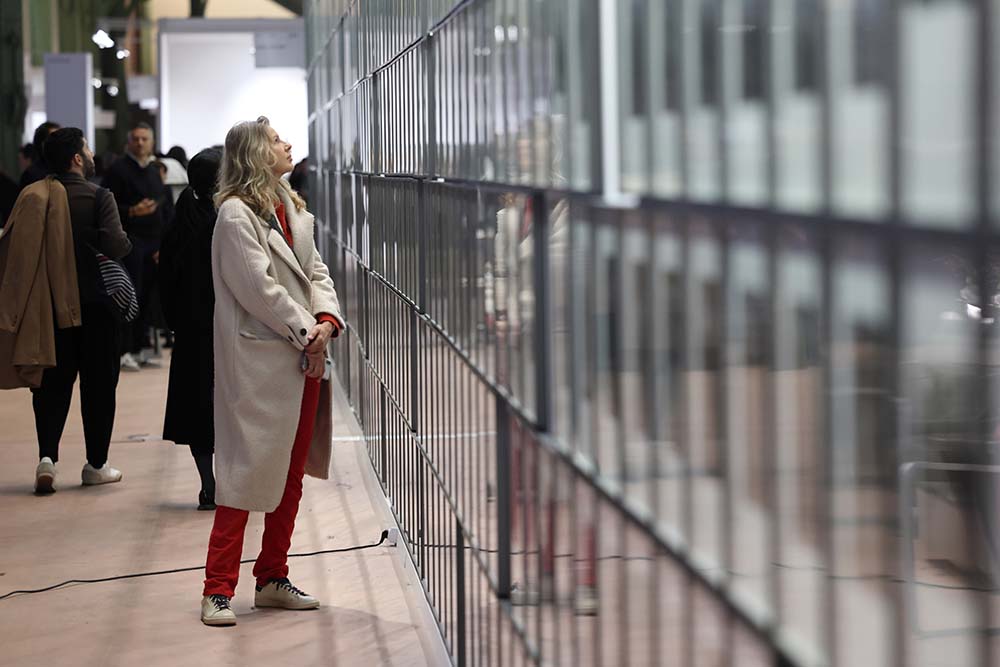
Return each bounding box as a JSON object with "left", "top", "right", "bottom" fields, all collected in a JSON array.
[
  {"left": 283, "top": 194, "right": 313, "bottom": 270},
  {"left": 262, "top": 212, "right": 309, "bottom": 284}
]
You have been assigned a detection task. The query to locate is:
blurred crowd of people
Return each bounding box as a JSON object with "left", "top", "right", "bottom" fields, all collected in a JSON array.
[{"left": 0, "top": 119, "right": 310, "bottom": 511}]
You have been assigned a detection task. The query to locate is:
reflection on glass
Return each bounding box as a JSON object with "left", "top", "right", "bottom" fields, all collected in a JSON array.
[{"left": 902, "top": 245, "right": 991, "bottom": 666}]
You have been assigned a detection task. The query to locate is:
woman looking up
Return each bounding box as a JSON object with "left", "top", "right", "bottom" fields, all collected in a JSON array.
[{"left": 200, "top": 117, "right": 344, "bottom": 627}]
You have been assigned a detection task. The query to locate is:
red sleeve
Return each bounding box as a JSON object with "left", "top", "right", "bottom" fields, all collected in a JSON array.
[{"left": 316, "top": 312, "right": 342, "bottom": 336}]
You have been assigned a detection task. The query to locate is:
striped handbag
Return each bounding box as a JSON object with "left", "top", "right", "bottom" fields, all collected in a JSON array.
[{"left": 93, "top": 249, "right": 139, "bottom": 322}]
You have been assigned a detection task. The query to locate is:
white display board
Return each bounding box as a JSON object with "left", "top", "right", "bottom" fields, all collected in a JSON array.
[
  {"left": 44, "top": 53, "right": 95, "bottom": 147},
  {"left": 158, "top": 19, "right": 308, "bottom": 161}
]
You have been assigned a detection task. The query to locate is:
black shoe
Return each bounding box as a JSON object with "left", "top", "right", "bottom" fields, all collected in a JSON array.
[{"left": 198, "top": 489, "right": 216, "bottom": 511}]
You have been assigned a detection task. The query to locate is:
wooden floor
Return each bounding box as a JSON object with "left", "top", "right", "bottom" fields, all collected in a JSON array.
[{"left": 0, "top": 351, "right": 449, "bottom": 667}]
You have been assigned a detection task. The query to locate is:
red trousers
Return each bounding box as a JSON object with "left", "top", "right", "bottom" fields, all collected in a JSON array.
[{"left": 203, "top": 377, "right": 321, "bottom": 597}]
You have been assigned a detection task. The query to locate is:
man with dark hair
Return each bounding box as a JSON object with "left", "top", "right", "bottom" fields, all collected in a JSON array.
[
  {"left": 30, "top": 127, "right": 132, "bottom": 493},
  {"left": 18, "top": 121, "right": 61, "bottom": 191},
  {"left": 103, "top": 121, "right": 172, "bottom": 371}
]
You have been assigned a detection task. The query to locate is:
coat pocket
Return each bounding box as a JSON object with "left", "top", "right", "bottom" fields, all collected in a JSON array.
[{"left": 237, "top": 319, "right": 284, "bottom": 341}]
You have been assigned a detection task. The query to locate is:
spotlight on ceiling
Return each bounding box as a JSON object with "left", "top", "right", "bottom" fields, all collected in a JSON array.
[{"left": 92, "top": 30, "right": 114, "bottom": 49}]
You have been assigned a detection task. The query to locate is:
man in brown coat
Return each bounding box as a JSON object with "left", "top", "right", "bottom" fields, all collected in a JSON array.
[
  {"left": 25, "top": 128, "right": 131, "bottom": 493},
  {"left": 0, "top": 177, "right": 80, "bottom": 389}
]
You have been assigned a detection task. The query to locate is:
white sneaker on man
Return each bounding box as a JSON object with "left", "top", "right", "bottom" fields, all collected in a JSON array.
[
  {"left": 34, "top": 457, "right": 56, "bottom": 494},
  {"left": 201, "top": 595, "right": 237, "bottom": 626},
  {"left": 120, "top": 353, "right": 141, "bottom": 372},
  {"left": 82, "top": 463, "right": 123, "bottom": 486},
  {"left": 254, "top": 578, "right": 320, "bottom": 610}
]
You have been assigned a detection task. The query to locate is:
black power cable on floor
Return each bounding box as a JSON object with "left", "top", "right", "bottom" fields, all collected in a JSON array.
[{"left": 0, "top": 529, "right": 389, "bottom": 602}]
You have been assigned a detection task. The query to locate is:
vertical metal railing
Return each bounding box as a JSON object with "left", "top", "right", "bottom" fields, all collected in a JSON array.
[{"left": 304, "top": 1, "right": 1000, "bottom": 666}]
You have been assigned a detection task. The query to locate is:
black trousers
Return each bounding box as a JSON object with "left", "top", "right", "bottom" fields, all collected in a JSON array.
[
  {"left": 32, "top": 301, "right": 121, "bottom": 467},
  {"left": 121, "top": 235, "right": 159, "bottom": 355}
]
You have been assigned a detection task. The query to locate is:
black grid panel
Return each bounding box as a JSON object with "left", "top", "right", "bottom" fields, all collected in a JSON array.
[{"left": 307, "top": 1, "right": 1000, "bottom": 666}]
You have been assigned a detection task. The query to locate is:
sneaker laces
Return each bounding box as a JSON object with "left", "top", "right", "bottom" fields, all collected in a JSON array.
[
  {"left": 209, "top": 594, "right": 231, "bottom": 611},
  {"left": 273, "top": 578, "right": 308, "bottom": 597}
]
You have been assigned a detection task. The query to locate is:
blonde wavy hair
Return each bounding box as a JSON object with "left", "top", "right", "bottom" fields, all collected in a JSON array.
[{"left": 215, "top": 116, "right": 305, "bottom": 216}]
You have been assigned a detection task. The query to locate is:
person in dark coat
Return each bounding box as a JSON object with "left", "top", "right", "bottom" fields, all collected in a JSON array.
[
  {"left": 103, "top": 121, "right": 174, "bottom": 371},
  {"left": 18, "top": 122, "right": 61, "bottom": 191},
  {"left": 159, "top": 148, "right": 222, "bottom": 510}
]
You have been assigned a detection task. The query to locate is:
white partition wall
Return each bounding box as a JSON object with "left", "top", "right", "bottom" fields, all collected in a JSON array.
[
  {"left": 44, "top": 53, "right": 95, "bottom": 147},
  {"left": 158, "top": 19, "right": 308, "bottom": 160}
]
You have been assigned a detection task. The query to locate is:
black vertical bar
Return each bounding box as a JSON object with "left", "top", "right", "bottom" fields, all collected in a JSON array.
[
  {"left": 457, "top": 518, "right": 468, "bottom": 667},
  {"left": 975, "top": 2, "right": 997, "bottom": 666},
  {"left": 819, "top": 226, "right": 837, "bottom": 667},
  {"left": 885, "top": 0, "right": 909, "bottom": 663},
  {"left": 717, "top": 218, "right": 734, "bottom": 667},
  {"left": 418, "top": 179, "right": 428, "bottom": 312},
  {"left": 379, "top": 383, "right": 389, "bottom": 488},
  {"left": 532, "top": 190, "right": 551, "bottom": 431},
  {"left": 817, "top": 0, "right": 833, "bottom": 213},
  {"left": 765, "top": 222, "right": 782, "bottom": 633},
  {"left": 372, "top": 73, "right": 382, "bottom": 174},
  {"left": 496, "top": 391, "right": 512, "bottom": 598}
]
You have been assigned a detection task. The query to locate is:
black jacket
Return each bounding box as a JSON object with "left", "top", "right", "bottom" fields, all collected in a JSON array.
[
  {"left": 102, "top": 154, "right": 172, "bottom": 241},
  {"left": 160, "top": 186, "right": 216, "bottom": 451},
  {"left": 18, "top": 162, "right": 48, "bottom": 192},
  {"left": 55, "top": 173, "right": 132, "bottom": 305}
]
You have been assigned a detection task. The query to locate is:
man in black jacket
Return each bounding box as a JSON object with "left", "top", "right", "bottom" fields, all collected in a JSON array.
[
  {"left": 32, "top": 127, "right": 132, "bottom": 494},
  {"left": 103, "top": 121, "right": 173, "bottom": 371}
]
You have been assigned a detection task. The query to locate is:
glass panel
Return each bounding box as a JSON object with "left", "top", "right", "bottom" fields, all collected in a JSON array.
[
  {"left": 687, "top": 220, "right": 724, "bottom": 571},
  {"left": 649, "top": 0, "right": 683, "bottom": 198},
  {"left": 565, "top": 0, "right": 599, "bottom": 191},
  {"left": 831, "top": 0, "right": 891, "bottom": 218},
  {"left": 620, "top": 215, "right": 654, "bottom": 515},
  {"left": 900, "top": 0, "right": 977, "bottom": 227},
  {"left": 901, "top": 243, "right": 988, "bottom": 666},
  {"left": 726, "top": 224, "right": 771, "bottom": 616},
  {"left": 549, "top": 198, "right": 572, "bottom": 443},
  {"left": 571, "top": 204, "right": 596, "bottom": 464},
  {"left": 830, "top": 236, "right": 894, "bottom": 667},
  {"left": 724, "top": 0, "right": 767, "bottom": 205},
  {"left": 619, "top": 0, "right": 650, "bottom": 193},
  {"left": 652, "top": 213, "right": 687, "bottom": 541},
  {"left": 774, "top": 226, "right": 824, "bottom": 656},
  {"left": 548, "top": 0, "right": 569, "bottom": 189},
  {"left": 686, "top": 0, "right": 722, "bottom": 201},
  {"left": 593, "top": 211, "right": 623, "bottom": 489}
]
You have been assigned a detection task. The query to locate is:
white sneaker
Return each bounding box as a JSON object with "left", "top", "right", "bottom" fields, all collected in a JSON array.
[
  {"left": 201, "top": 595, "right": 237, "bottom": 626},
  {"left": 35, "top": 457, "right": 56, "bottom": 494},
  {"left": 254, "top": 578, "right": 320, "bottom": 610},
  {"left": 82, "top": 463, "right": 123, "bottom": 486},
  {"left": 120, "top": 353, "right": 141, "bottom": 372}
]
